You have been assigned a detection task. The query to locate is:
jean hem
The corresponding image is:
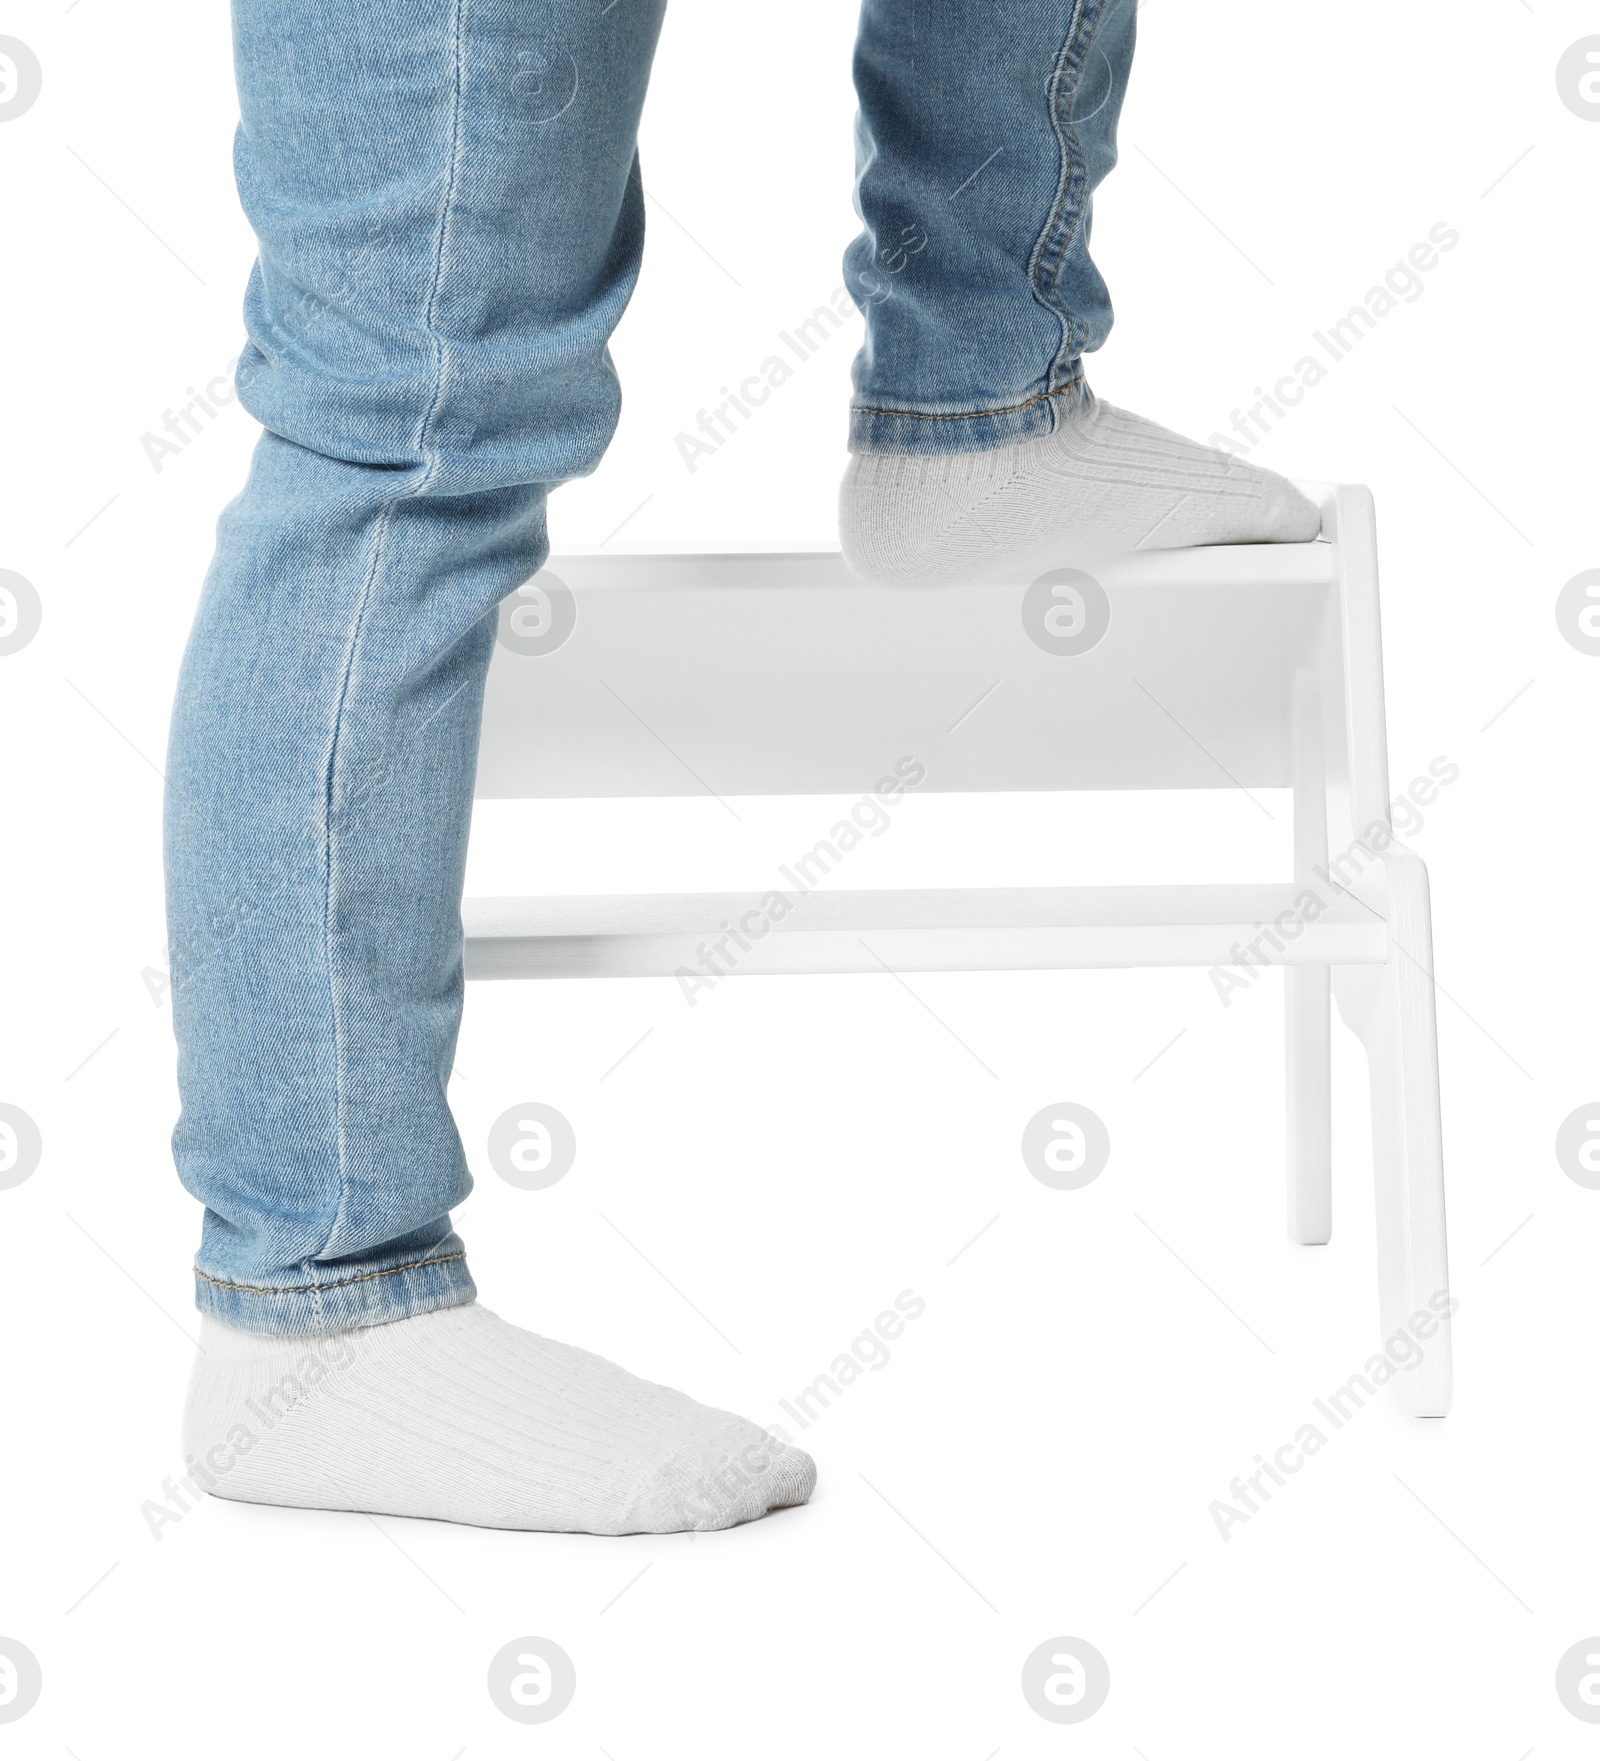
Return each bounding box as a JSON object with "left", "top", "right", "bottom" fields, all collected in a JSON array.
[
  {"left": 193, "top": 1250, "right": 477, "bottom": 1337},
  {"left": 848, "top": 372, "right": 1092, "bottom": 455}
]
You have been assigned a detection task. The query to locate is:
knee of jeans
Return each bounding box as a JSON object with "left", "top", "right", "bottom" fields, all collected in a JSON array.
[{"left": 233, "top": 277, "right": 619, "bottom": 496}]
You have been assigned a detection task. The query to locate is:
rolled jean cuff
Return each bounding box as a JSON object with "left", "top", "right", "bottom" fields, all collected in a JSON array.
[
  {"left": 848, "top": 369, "right": 1092, "bottom": 456},
  {"left": 193, "top": 1242, "right": 477, "bottom": 1336}
]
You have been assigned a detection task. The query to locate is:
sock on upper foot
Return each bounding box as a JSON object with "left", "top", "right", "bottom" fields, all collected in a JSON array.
[
  {"left": 840, "top": 396, "right": 1322, "bottom": 586},
  {"left": 180, "top": 1302, "right": 816, "bottom": 1534}
]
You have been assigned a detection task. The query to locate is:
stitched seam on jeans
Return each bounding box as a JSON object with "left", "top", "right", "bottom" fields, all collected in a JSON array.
[
  {"left": 412, "top": 0, "right": 469, "bottom": 483},
  {"left": 1028, "top": 0, "right": 1102, "bottom": 382},
  {"left": 853, "top": 372, "right": 1083, "bottom": 422},
  {"left": 312, "top": 500, "right": 396, "bottom": 1270},
  {"left": 307, "top": 0, "right": 468, "bottom": 1280},
  {"left": 193, "top": 1251, "right": 468, "bottom": 1299}
]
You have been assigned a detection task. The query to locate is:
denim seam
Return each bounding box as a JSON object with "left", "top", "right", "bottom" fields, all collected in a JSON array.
[
  {"left": 413, "top": 0, "right": 469, "bottom": 480},
  {"left": 305, "top": 0, "right": 469, "bottom": 1310},
  {"left": 1028, "top": 0, "right": 1103, "bottom": 394},
  {"left": 853, "top": 368, "right": 1084, "bottom": 423},
  {"left": 311, "top": 505, "right": 395, "bottom": 1297},
  {"left": 194, "top": 1251, "right": 468, "bottom": 1299}
]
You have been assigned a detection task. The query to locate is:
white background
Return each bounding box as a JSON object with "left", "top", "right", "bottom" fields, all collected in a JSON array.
[{"left": 3, "top": 0, "right": 1599, "bottom": 1753}]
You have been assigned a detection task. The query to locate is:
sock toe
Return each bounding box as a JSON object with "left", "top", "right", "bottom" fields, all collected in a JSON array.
[
  {"left": 627, "top": 1424, "right": 817, "bottom": 1532},
  {"left": 764, "top": 1441, "right": 818, "bottom": 1512},
  {"left": 1255, "top": 471, "right": 1323, "bottom": 543}
]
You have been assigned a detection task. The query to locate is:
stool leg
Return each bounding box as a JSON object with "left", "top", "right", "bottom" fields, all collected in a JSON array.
[
  {"left": 1288, "top": 665, "right": 1333, "bottom": 1245},
  {"left": 1333, "top": 848, "right": 1451, "bottom": 1417},
  {"left": 1286, "top": 964, "right": 1332, "bottom": 1243}
]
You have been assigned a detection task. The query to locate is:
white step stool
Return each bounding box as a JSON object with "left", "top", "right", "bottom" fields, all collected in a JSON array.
[{"left": 464, "top": 483, "right": 1451, "bottom": 1417}]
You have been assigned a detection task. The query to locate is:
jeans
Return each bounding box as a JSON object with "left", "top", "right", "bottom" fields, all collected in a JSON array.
[{"left": 166, "top": 0, "right": 1136, "bottom": 1334}]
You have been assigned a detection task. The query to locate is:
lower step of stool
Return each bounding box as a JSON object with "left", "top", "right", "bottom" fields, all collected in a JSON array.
[{"left": 463, "top": 882, "right": 1386, "bottom": 980}]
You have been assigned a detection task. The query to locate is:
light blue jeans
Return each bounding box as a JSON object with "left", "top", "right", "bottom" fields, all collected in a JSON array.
[{"left": 166, "top": 0, "right": 1136, "bottom": 1333}]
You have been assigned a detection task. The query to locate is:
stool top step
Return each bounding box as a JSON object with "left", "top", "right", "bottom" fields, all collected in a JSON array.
[{"left": 474, "top": 483, "right": 1386, "bottom": 812}]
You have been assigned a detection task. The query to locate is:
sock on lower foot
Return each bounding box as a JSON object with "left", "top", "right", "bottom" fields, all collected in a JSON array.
[
  {"left": 840, "top": 395, "right": 1322, "bottom": 585},
  {"left": 180, "top": 1302, "right": 816, "bottom": 1534}
]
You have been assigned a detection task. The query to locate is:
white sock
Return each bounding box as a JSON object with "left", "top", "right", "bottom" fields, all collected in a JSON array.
[
  {"left": 181, "top": 1303, "right": 815, "bottom": 1534},
  {"left": 840, "top": 396, "right": 1322, "bottom": 585}
]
